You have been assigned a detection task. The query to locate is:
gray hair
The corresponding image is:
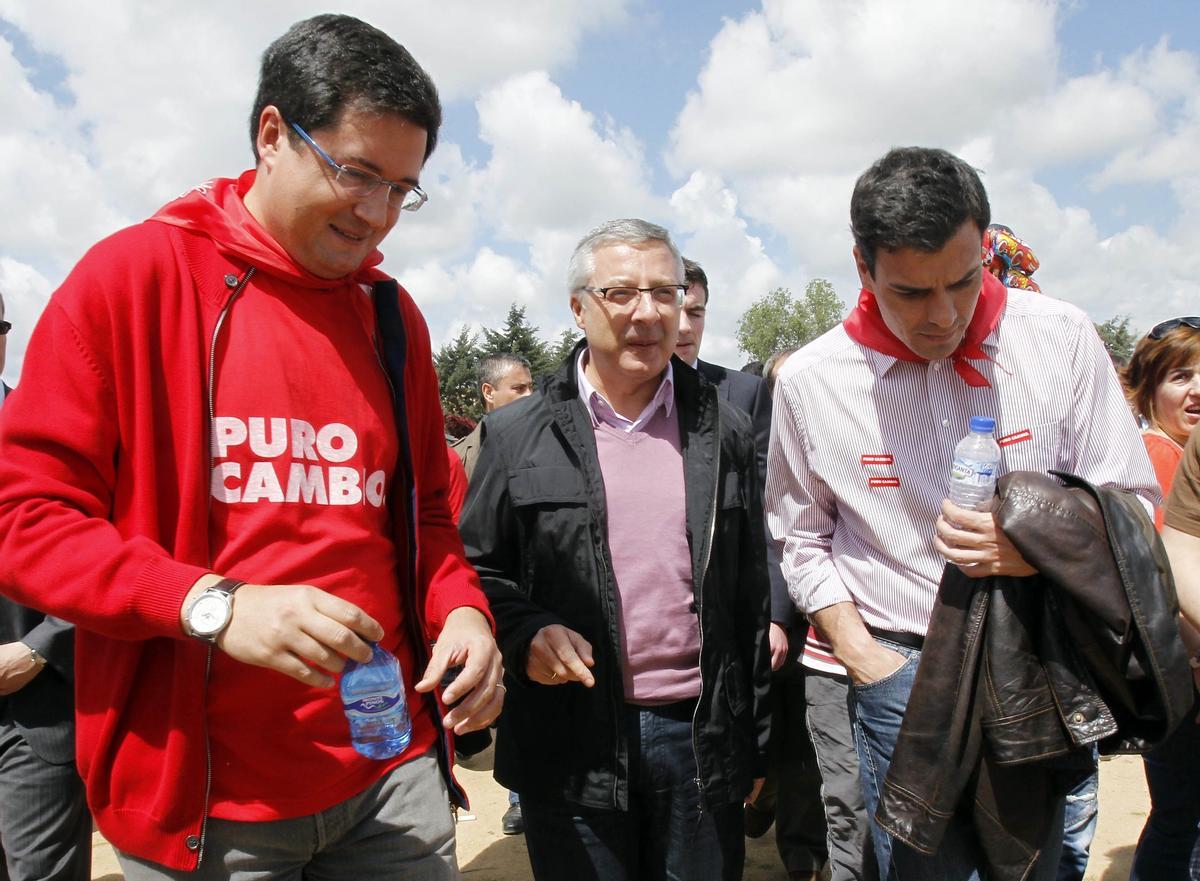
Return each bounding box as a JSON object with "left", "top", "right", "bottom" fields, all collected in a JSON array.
[
  {"left": 566, "top": 218, "right": 685, "bottom": 295},
  {"left": 477, "top": 352, "right": 530, "bottom": 391}
]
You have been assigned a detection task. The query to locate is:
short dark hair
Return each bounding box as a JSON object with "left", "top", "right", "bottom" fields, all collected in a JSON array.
[
  {"left": 250, "top": 14, "right": 442, "bottom": 162},
  {"left": 478, "top": 353, "right": 530, "bottom": 393},
  {"left": 683, "top": 258, "right": 709, "bottom": 303},
  {"left": 850, "top": 147, "right": 990, "bottom": 276}
]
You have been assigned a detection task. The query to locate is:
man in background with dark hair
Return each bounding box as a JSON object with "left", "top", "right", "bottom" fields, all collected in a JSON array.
[
  {"left": 0, "top": 293, "right": 89, "bottom": 881},
  {"left": 452, "top": 352, "right": 534, "bottom": 478},
  {"left": 0, "top": 15, "right": 501, "bottom": 880},
  {"left": 681, "top": 260, "right": 828, "bottom": 881},
  {"left": 765, "top": 146, "right": 1157, "bottom": 879}
]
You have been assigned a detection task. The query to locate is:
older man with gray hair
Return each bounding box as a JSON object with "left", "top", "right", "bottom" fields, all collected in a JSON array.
[{"left": 460, "top": 218, "right": 772, "bottom": 881}]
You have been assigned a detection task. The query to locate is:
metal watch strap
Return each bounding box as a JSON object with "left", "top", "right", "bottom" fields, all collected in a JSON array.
[{"left": 28, "top": 647, "right": 47, "bottom": 668}]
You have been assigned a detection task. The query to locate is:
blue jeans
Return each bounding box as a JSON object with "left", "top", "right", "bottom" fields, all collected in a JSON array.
[
  {"left": 1055, "top": 749, "right": 1098, "bottom": 881},
  {"left": 522, "top": 700, "right": 744, "bottom": 881},
  {"left": 1131, "top": 691, "right": 1200, "bottom": 881},
  {"left": 849, "top": 639, "right": 1064, "bottom": 881}
]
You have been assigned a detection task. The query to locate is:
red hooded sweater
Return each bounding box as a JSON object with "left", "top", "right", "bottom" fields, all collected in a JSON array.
[{"left": 0, "top": 173, "right": 490, "bottom": 869}]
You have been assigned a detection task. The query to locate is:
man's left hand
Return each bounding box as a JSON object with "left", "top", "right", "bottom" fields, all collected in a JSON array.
[
  {"left": 745, "top": 777, "right": 765, "bottom": 806},
  {"left": 934, "top": 499, "right": 1037, "bottom": 578},
  {"left": 415, "top": 607, "right": 504, "bottom": 735},
  {"left": 768, "top": 623, "right": 789, "bottom": 672},
  {"left": 0, "top": 642, "right": 43, "bottom": 695}
]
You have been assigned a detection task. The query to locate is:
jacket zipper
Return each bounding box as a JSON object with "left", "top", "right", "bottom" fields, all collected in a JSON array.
[
  {"left": 691, "top": 398, "right": 721, "bottom": 811},
  {"left": 560, "top": 403, "right": 625, "bottom": 809},
  {"left": 196, "top": 267, "right": 255, "bottom": 865}
]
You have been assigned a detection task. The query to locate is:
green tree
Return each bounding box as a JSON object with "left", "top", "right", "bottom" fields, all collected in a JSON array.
[
  {"left": 481, "top": 303, "right": 555, "bottom": 380},
  {"left": 1094, "top": 314, "right": 1136, "bottom": 365},
  {"left": 735, "top": 279, "right": 846, "bottom": 362},
  {"left": 546, "top": 328, "right": 582, "bottom": 370},
  {"left": 434, "top": 326, "right": 482, "bottom": 421}
]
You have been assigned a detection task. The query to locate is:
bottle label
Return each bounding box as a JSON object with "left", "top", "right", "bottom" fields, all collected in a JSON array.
[
  {"left": 950, "top": 457, "right": 996, "bottom": 486},
  {"left": 345, "top": 693, "right": 402, "bottom": 715}
]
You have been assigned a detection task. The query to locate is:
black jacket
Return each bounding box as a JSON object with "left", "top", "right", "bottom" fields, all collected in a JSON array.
[
  {"left": 696, "top": 360, "right": 793, "bottom": 629},
  {"left": 459, "top": 348, "right": 772, "bottom": 809},
  {"left": 0, "top": 383, "right": 77, "bottom": 766},
  {"left": 878, "top": 471, "right": 1192, "bottom": 880}
]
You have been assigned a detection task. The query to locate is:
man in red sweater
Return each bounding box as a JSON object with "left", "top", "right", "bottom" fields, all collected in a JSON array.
[{"left": 0, "top": 15, "right": 501, "bottom": 880}]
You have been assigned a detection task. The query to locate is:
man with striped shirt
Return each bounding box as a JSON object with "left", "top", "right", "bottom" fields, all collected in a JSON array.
[{"left": 764, "top": 147, "right": 1158, "bottom": 880}]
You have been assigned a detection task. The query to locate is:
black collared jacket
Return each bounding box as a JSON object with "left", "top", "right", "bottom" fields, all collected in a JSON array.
[
  {"left": 877, "top": 471, "right": 1192, "bottom": 880},
  {"left": 459, "top": 345, "right": 772, "bottom": 809}
]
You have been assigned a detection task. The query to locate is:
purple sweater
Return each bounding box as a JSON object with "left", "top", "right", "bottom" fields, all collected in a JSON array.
[{"left": 594, "top": 408, "right": 701, "bottom": 704}]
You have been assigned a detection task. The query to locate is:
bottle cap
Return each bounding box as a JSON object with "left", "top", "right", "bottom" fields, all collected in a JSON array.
[{"left": 969, "top": 416, "right": 996, "bottom": 433}]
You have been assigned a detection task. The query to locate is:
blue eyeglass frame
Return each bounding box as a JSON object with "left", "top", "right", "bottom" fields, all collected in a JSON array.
[{"left": 289, "top": 122, "right": 428, "bottom": 211}]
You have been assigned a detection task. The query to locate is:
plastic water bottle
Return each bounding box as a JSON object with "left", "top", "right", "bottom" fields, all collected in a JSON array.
[
  {"left": 341, "top": 644, "right": 412, "bottom": 760},
  {"left": 948, "top": 416, "right": 1001, "bottom": 511}
]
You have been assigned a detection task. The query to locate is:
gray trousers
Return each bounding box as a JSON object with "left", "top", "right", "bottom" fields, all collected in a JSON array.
[
  {"left": 118, "top": 752, "right": 457, "bottom": 881},
  {"left": 805, "top": 670, "right": 877, "bottom": 881},
  {"left": 0, "top": 719, "right": 90, "bottom": 881}
]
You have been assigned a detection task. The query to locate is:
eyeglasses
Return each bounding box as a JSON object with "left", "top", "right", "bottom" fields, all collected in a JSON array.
[
  {"left": 1148, "top": 316, "right": 1200, "bottom": 340},
  {"left": 581, "top": 285, "right": 686, "bottom": 309},
  {"left": 290, "top": 122, "right": 428, "bottom": 212},
  {"left": 0, "top": 320, "right": 10, "bottom": 336}
]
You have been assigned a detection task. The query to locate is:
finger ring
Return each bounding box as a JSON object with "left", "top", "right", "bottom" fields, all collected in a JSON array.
[
  {"left": 549, "top": 671, "right": 559, "bottom": 680},
  {"left": 495, "top": 683, "right": 507, "bottom": 693}
]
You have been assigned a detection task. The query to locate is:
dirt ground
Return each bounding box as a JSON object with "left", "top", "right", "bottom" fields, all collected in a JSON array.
[{"left": 91, "top": 754, "right": 1152, "bottom": 880}]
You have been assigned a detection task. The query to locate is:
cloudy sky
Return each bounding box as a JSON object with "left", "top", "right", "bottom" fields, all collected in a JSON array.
[{"left": 1, "top": 0, "right": 1197, "bottom": 385}]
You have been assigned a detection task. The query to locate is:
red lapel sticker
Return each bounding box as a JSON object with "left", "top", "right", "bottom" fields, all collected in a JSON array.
[
  {"left": 869, "top": 477, "right": 901, "bottom": 488},
  {"left": 861, "top": 454, "right": 894, "bottom": 466},
  {"left": 998, "top": 429, "right": 1032, "bottom": 447}
]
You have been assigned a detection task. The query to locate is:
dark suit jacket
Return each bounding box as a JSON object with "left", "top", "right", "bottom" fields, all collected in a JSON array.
[
  {"left": 0, "top": 383, "right": 77, "bottom": 765},
  {"left": 697, "top": 360, "right": 793, "bottom": 628}
]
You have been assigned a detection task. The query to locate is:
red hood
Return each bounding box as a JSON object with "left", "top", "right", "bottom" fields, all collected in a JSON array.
[{"left": 149, "top": 171, "right": 388, "bottom": 289}]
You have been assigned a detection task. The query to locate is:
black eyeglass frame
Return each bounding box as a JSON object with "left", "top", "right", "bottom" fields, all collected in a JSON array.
[{"left": 1147, "top": 316, "right": 1200, "bottom": 341}]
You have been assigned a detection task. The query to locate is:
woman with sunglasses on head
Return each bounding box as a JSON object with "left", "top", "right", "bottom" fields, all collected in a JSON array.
[{"left": 1125, "top": 316, "right": 1200, "bottom": 881}]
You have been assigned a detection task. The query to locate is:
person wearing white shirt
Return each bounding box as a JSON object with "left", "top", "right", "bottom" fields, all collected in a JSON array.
[{"left": 765, "top": 147, "right": 1158, "bottom": 881}]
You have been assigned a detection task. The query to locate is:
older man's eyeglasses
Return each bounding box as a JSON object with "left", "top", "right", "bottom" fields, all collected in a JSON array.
[
  {"left": 582, "top": 285, "right": 686, "bottom": 309},
  {"left": 1147, "top": 316, "right": 1200, "bottom": 341},
  {"left": 0, "top": 320, "right": 10, "bottom": 336},
  {"left": 290, "top": 122, "right": 428, "bottom": 212}
]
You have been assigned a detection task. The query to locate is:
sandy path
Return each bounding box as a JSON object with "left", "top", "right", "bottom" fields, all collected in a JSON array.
[{"left": 90, "top": 754, "right": 1152, "bottom": 880}]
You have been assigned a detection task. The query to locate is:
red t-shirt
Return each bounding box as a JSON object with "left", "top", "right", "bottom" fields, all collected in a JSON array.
[
  {"left": 1144, "top": 431, "right": 1184, "bottom": 531},
  {"left": 205, "top": 278, "right": 435, "bottom": 820}
]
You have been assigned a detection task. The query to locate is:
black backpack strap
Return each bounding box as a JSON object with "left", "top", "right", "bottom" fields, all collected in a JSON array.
[{"left": 372, "top": 279, "right": 413, "bottom": 485}]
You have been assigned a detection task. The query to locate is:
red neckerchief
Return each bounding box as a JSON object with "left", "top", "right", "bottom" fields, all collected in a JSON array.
[
  {"left": 150, "top": 171, "right": 389, "bottom": 289},
  {"left": 843, "top": 270, "right": 1007, "bottom": 387}
]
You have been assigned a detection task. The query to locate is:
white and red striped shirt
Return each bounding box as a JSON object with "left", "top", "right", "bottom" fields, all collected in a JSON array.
[{"left": 764, "top": 289, "right": 1160, "bottom": 674}]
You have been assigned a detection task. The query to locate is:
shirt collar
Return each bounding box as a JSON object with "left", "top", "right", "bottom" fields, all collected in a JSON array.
[{"left": 576, "top": 347, "right": 674, "bottom": 432}]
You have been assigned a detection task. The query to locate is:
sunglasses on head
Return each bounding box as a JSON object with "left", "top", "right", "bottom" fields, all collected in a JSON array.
[{"left": 1148, "top": 317, "right": 1200, "bottom": 341}]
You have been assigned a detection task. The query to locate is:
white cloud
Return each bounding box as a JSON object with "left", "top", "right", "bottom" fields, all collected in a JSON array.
[
  {"left": 0, "top": 0, "right": 1196, "bottom": 382},
  {"left": 668, "top": 0, "right": 1058, "bottom": 177},
  {"left": 0, "top": 257, "right": 53, "bottom": 386},
  {"left": 666, "top": 0, "right": 1200, "bottom": 343},
  {"left": 474, "top": 71, "right": 661, "bottom": 240}
]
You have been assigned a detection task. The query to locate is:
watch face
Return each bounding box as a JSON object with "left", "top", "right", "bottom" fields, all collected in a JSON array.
[{"left": 190, "top": 593, "right": 231, "bottom": 636}]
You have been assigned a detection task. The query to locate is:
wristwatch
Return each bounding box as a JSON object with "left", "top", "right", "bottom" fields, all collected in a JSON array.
[
  {"left": 27, "top": 647, "right": 46, "bottom": 669},
  {"left": 184, "top": 578, "right": 246, "bottom": 643}
]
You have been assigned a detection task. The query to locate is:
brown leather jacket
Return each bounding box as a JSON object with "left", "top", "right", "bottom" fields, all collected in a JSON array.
[{"left": 877, "top": 471, "right": 1192, "bottom": 880}]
